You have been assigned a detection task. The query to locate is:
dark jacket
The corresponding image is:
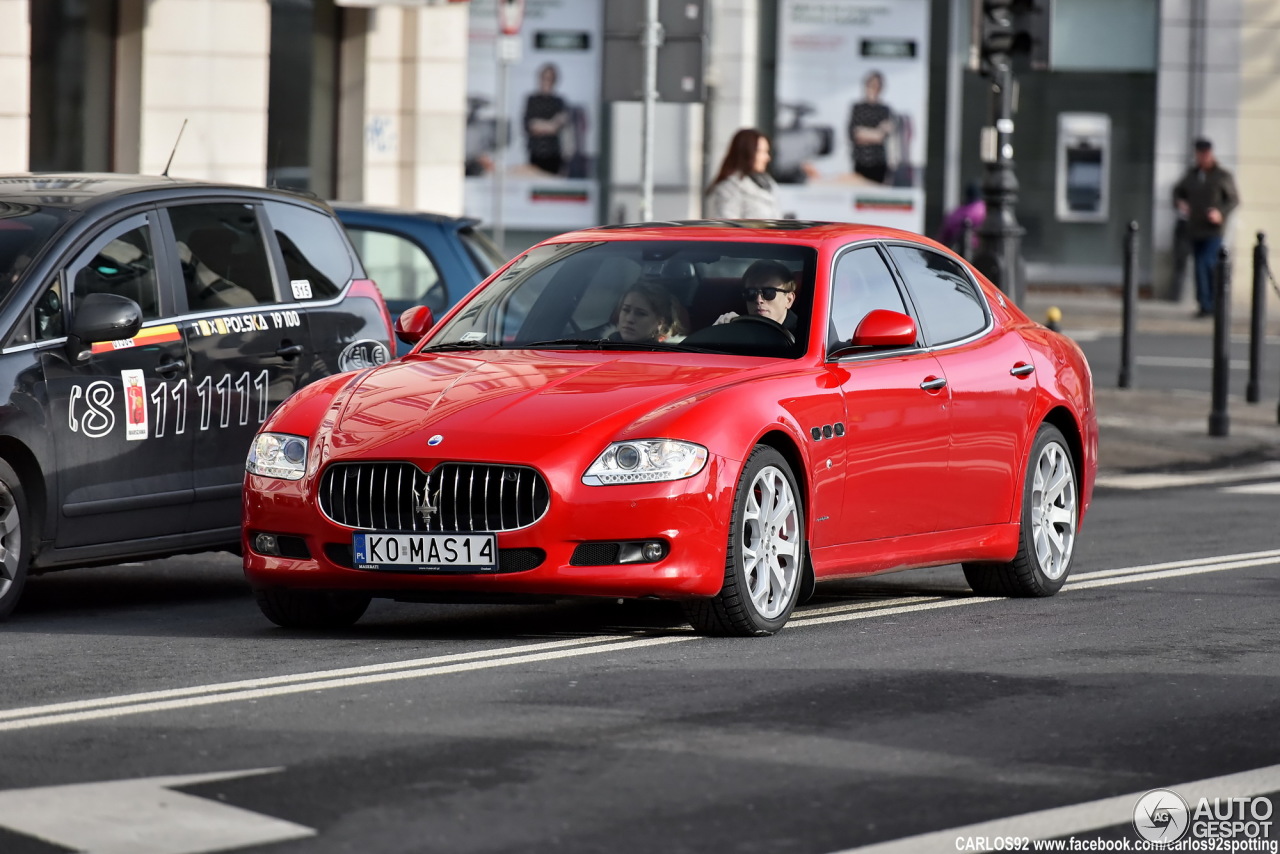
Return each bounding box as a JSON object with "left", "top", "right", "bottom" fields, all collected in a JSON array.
[{"left": 1173, "top": 164, "right": 1239, "bottom": 240}]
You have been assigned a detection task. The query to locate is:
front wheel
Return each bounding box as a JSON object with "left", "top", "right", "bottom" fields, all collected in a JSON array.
[
  {"left": 684, "top": 446, "right": 805, "bottom": 636},
  {"left": 255, "top": 588, "right": 371, "bottom": 629},
  {"left": 963, "top": 423, "right": 1078, "bottom": 597},
  {"left": 0, "top": 460, "right": 30, "bottom": 620}
]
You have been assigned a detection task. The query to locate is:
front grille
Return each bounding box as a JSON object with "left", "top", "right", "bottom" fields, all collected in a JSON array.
[
  {"left": 324, "top": 543, "right": 545, "bottom": 573},
  {"left": 318, "top": 462, "right": 550, "bottom": 532}
]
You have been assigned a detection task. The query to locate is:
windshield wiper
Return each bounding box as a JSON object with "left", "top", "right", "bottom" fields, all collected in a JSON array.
[{"left": 417, "top": 340, "right": 505, "bottom": 352}]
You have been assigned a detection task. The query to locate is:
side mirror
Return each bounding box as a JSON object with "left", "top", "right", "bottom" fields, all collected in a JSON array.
[
  {"left": 395, "top": 305, "right": 435, "bottom": 346},
  {"left": 851, "top": 309, "right": 917, "bottom": 348},
  {"left": 66, "top": 293, "right": 143, "bottom": 362}
]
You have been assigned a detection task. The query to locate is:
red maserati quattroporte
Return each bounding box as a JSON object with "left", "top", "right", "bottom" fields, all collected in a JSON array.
[{"left": 243, "top": 221, "right": 1097, "bottom": 635}]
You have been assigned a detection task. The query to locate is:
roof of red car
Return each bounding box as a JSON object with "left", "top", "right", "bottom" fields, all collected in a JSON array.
[{"left": 551, "top": 219, "right": 942, "bottom": 251}]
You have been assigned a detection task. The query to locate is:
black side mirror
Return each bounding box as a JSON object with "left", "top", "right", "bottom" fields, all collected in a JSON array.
[{"left": 66, "top": 292, "right": 143, "bottom": 362}]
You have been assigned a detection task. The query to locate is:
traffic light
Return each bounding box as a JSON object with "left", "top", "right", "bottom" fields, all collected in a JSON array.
[{"left": 972, "top": 0, "right": 1051, "bottom": 73}]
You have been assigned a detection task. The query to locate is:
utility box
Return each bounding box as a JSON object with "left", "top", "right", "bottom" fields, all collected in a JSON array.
[{"left": 1056, "top": 112, "right": 1109, "bottom": 223}]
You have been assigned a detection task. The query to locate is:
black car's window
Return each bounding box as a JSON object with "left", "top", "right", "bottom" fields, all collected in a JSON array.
[
  {"left": 828, "top": 245, "right": 910, "bottom": 355},
  {"left": 68, "top": 215, "right": 161, "bottom": 324},
  {"left": 429, "top": 240, "right": 816, "bottom": 358},
  {"left": 0, "top": 203, "right": 71, "bottom": 299},
  {"left": 886, "top": 245, "right": 988, "bottom": 346},
  {"left": 347, "top": 227, "right": 446, "bottom": 313},
  {"left": 168, "top": 202, "right": 276, "bottom": 311},
  {"left": 263, "top": 200, "right": 353, "bottom": 300}
]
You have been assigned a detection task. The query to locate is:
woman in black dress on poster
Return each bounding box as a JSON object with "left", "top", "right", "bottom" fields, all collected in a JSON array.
[
  {"left": 524, "top": 63, "right": 568, "bottom": 175},
  {"left": 848, "top": 70, "right": 894, "bottom": 184}
]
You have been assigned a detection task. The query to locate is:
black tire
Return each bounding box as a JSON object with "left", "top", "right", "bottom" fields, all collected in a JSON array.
[
  {"left": 684, "top": 446, "right": 805, "bottom": 636},
  {"left": 254, "top": 588, "right": 371, "bottom": 629},
  {"left": 0, "top": 460, "right": 29, "bottom": 620},
  {"left": 963, "top": 423, "right": 1079, "bottom": 597}
]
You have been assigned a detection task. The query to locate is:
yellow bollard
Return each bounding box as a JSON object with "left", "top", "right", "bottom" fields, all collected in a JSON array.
[{"left": 1045, "top": 306, "right": 1061, "bottom": 332}]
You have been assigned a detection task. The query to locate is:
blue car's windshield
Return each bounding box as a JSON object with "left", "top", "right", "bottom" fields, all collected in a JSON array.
[{"left": 426, "top": 239, "right": 818, "bottom": 358}]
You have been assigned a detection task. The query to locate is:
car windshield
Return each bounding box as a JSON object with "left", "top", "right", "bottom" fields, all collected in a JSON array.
[
  {"left": 0, "top": 202, "right": 71, "bottom": 299},
  {"left": 427, "top": 239, "right": 817, "bottom": 358}
]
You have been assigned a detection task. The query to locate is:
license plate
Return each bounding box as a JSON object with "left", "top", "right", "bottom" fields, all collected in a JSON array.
[{"left": 352, "top": 532, "right": 497, "bottom": 572}]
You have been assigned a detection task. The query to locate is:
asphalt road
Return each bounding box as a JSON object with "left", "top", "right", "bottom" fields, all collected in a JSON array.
[
  {"left": 2, "top": 464, "right": 1279, "bottom": 854},
  {"left": 1075, "top": 328, "right": 1280, "bottom": 397}
]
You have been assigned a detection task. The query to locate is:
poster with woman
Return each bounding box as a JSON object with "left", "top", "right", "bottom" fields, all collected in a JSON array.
[
  {"left": 773, "top": 0, "right": 929, "bottom": 231},
  {"left": 464, "top": 0, "right": 602, "bottom": 230}
]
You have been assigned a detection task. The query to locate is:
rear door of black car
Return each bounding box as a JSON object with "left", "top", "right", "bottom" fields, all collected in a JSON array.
[
  {"left": 163, "top": 199, "right": 311, "bottom": 536},
  {"left": 36, "top": 210, "right": 196, "bottom": 548}
]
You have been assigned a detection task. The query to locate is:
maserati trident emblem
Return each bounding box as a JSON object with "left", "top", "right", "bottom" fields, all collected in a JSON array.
[{"left": 416, "top": 482, "right": 440, "bottom": 529}]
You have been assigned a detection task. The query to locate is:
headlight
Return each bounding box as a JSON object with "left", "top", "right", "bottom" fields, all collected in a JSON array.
[
  {"left": 246, "top": 433, "right": 309, "bottom": 481},
  {"left": 582, "top": 439, "right": 708, "bottom": 485}
]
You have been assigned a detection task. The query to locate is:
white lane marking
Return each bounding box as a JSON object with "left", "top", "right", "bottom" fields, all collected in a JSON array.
[
  {"left": 1096, "top": 461, "right": 1280, "bottom": 490},
  {"left": 825, "top": 763, "right": 1280, "bottom": 853},
  {"left": 1222, "top": 481, "right": 1280, "bottom": 494},
  {"left": 0, "top": 635, "right": 693, "bottom": 732},
  {"left": 0, "top": 769, "right": 313, "bottom": 854},
  {"left": 1136, "top": 355, "right": 1250, "bottom": 370},
  {"left": 1, "top": 550, "right": 1278, "bottom": 733}
]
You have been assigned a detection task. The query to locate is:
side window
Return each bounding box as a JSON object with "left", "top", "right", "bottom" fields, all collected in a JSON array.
[
  {"left": 32, "top": 279, "right": 65, "bottom": 342},
  {"left": 886, "top": 245, "right": 988, "bottom": 346},
  {"left": 347, "top": 228, "right": 446, "bottom": 313},
  {"left": 828, "top": 245, "right": 909, "bottom": 352},
  {"left": 70, "top": 216, "right": 162, "bottom": 324},
  {"left": 168, "top": 202, "right": 276, "bottom": 311},
  {"left": 262, "top": 201, "right": 354, "bottom": 300}
]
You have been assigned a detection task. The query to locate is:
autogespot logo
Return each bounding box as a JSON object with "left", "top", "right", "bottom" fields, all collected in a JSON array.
[{"left": 1134, "top": 788, "right": 1191, "bottom": 843}]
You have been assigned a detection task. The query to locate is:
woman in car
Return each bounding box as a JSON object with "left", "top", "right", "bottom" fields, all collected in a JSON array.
[{"left": 608, "top": 280, "right": 685, "bottom": 343}]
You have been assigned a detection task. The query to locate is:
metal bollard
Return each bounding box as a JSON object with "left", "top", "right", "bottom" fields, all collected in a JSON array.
[
  {"left": 1208, "top": 247, "right": 1231, "bottom": 437},
  {"left": 1118, "top": 221, "right": 1139, "bottom": 389},
  {"left": 1247, "top": 232, "right": 1267, "bottom": 403},
  {"left": 960, "top": 217, "right": 974, "bottom": 262}
]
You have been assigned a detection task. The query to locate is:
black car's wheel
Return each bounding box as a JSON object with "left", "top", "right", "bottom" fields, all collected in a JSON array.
[
  {"left": 255, "top": 588, "right": 371, "bottom": 629},
  {"left": 0, "top": 460, "right": 29, "bottom": 620},
  {"left": 685, "top": 446, "right": 805, "bottom": 636},
  {"left": 963, "top": 423, "right": 1078, "bottom": 597}
]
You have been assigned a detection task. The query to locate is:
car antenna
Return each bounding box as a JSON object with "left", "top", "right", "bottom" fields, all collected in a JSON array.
[{"left": 162, "top": 119, "right": 187, "bottom": 177}]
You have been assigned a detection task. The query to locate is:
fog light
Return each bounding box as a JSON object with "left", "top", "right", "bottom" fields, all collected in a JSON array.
[
  {"left": 253, "top": 533, "right": 280, "bottom": 556},
  {"left": 618, "top": 540, "right": 667, "bottom": 564},
  {"left": 641, "top": 542, "right": 664, "bottom": 561}
]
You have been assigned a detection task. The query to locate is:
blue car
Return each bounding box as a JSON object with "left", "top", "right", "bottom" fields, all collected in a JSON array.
[{"left": 331, "top": 203, "right": 506, "bottom": 354}]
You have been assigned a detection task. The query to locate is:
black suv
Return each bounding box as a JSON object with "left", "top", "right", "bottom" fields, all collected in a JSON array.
[{"left": 0, "top": 174, "right": 394, "bottom": 617}]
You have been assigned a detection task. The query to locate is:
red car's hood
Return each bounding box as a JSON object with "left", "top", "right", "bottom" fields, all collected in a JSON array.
[{"left": 321, "top": 352, "right": 745, "bottom": 458}]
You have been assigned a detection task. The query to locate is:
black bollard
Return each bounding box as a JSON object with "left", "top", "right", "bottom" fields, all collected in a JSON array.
[
  {"left": 1247, "top": 232, "right": 1267, "bottom": 403},
  {"left": 1118, "top": 221, "right": 1139, "bottom": 389},
  {"left": 1208, "top": 247, "right": 1231, "bottom": 437},
  {"left": 960, "top": 217, "right": 974, "bottom": 262}
]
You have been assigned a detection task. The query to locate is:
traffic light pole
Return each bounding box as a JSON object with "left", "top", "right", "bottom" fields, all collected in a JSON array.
[{"left": 973, "top": 56, "right": 1026, "bottom": 306}]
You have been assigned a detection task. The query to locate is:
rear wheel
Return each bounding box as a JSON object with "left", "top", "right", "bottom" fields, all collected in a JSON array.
[
  {"left": 963, "top": 423, "right": 1078, "bottom": 597},
  {"left": 685, "top": 446, "right": 804, "bottom": 636},
  {"left": 255, "top": 588, "right": 371, "bottom": 629},
  {"left": 0, "top": 461, "right": 29, "bottom": 620}
]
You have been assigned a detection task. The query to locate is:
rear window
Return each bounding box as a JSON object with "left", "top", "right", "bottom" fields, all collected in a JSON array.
[
  {"left": 263, "top": 201, "right": 355, "bottom": 300},
  {"left": 0, "top": 203, "right": 72, "bottom": 300}
]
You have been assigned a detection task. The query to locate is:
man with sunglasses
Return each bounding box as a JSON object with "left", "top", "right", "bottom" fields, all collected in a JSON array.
[{"left": 714, "top": 260, "right": 799, "bottom": 331}]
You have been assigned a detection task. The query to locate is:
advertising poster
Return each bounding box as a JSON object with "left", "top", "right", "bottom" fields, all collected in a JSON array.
[
  {"left": 464, "top": 0, "right": 602, "bottom": 230},
  {"left": 773, "top": 0, "right": 930, "bottom": 232}
]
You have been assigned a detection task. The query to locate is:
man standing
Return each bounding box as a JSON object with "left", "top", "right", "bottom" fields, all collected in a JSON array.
[{"left": 1173, "top": 138, "right": 1240, "bottom": 317}]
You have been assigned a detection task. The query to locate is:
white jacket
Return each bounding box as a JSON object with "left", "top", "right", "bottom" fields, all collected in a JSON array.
[{"left": 704, "top": 173, "right": 780, "bottom": 219}]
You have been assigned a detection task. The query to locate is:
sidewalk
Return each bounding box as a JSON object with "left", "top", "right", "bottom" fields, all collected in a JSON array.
[{"left": 1022, "top": 287, "right": 1280, "bottom": 475}]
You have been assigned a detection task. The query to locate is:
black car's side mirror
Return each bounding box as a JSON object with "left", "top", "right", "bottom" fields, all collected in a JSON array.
[
  {"left": 66, "top": 292, "right": 143, "bottom": 362},
  {"left": 395, "top": 305, "right": 436, "bottom": 346}
]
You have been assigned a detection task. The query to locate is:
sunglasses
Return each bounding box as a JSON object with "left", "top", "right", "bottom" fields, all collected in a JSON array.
[{"left": 742, "top": 287, "right": 792, "bottom": 301}]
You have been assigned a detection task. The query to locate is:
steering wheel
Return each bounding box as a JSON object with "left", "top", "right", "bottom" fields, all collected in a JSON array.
[{"left": 731, "top": 313, "right": 796, "bottom": 346}]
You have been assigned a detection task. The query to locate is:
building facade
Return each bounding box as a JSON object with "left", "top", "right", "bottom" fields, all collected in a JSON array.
[{"left": 2, "top": 0, "right": 1276, "bottom": 311}]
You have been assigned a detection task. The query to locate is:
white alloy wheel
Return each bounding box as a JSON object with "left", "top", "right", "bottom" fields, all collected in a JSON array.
[
  {"left": 1030, "top": 437, "right": 1077, "bottom": 580},
  {"left": 741, "top": 464, "right": 802, "bottom": 619}
]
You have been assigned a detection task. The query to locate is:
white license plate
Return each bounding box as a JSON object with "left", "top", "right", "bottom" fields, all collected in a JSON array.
[{"left": 352, "top": 532, "right": 497, "bottom": 572}]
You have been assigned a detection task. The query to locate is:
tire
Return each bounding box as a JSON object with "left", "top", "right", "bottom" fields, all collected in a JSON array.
[
  {"left": 963, "top": 423, "right": 1079, "bottom": 597},
  {"left": 685, "top": 446, "right": 805, "bottom": 636},
  {"left": 254, "top": 588, "right": 371, "bottom": 629},
  {"left": 0, "top": 461, "right": 29, "bottom": 620}
]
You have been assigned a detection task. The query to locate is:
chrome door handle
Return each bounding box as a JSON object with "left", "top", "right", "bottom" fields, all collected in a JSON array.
[
  {"left": 1010, "top": 363, "right": 1035, "bottom": 377},
  {"left": 919, "top": 376, "right": 947, "bottom": 391}
]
